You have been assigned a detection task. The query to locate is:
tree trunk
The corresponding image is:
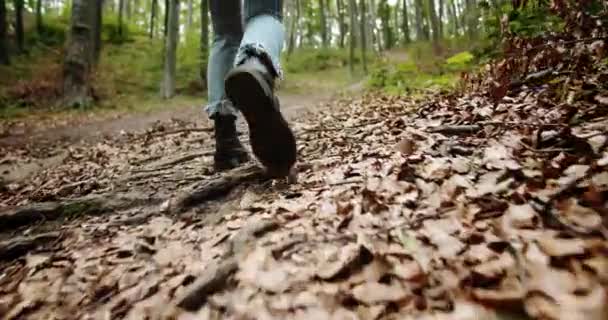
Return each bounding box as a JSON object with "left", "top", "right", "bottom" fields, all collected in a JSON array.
[
  {"left": 125, "top": 0, "right": 131, "bottom": 20},
  {"left": 358, "top": 0, "right": 367, "bottom": 73},
  {"left": 118, "top": 0, "right": 124, "bottom": 36},
  {"left": 379, "top": 0, "right": 393, "bottom": 50},
  {"left": 36, "top": 0, "right": 43, "bottom": 34},
  {"left": 337, "top": 0, "right": 345, "bottom": 48},
  {"left": 368, "top": 0, "right": 377, "bottom": 51},
  {"left": 348, "top": 0, "right": 357, "bottom": 75},
  {"left": 428, "top": 0, "right": 440, "bottom": 43},
  {"left": 186, "top": 0, "right": 192, "bottom": 30},
  {"left": 200, "top": 0, "right": 208, "bottom": 87},
  {"left": 465, "top": 0, "right": 477, "bottom": 39},
  {"left": 149, "top": 0, "right": 157, "bottom": 38},
  {"left": 287, "top": 0, "right": 298, "bottom": 55},
  {"left": 448, "top": 0, "right": 459, "bottom": 36},
  {"left": 414, "top": 0, "right": 426, "bottom": 40},
  {"left": 319, "top": 0, "right": 328, "bottom": 47},
  {"left": 161, "top": 0, "right": 179, "bottom": 99},
  {"left": 0, "top": 0, "right": 8, "bottom": 65},
  {"left": 14, "top": 0, "right": 24, "bottom": 53},
  {"left": 92, "top": 0, "right": 103, "bottom": 63},
  {"left": 438, "top": 0, "right": 444, "bottom": 38},
  {"left": 164, "top": 0, "right": 169, "bottom": 38},
  {"left": 401, "top": 0, "right": 410, "bottom": 43},
  {"left": 63, "top": 0, "right": 95, "bottom": 108}
]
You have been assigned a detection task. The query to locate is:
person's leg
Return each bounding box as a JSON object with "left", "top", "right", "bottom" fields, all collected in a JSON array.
[
  {"left": 206, "top": 0, "right": 248, "bottom": 171},
  {"left": 224, "top": 0, "right": 297, "bottom": 178}
]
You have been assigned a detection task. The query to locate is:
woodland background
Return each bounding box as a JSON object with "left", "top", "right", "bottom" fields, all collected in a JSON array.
[{"left": 0, "top": 0, "right": 573, "bottom": 114}]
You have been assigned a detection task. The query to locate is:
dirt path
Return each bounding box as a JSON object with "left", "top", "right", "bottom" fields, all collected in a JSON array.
[{"left": 0, "top": 85, "right": 357, "bottom": 185}]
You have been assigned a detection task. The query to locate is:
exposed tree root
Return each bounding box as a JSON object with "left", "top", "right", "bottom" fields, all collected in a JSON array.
[
  {"left": 0, "top": 193, "right": 164, "bottom": 232},
  {"left": 170, "top": 164, "right": 266, "bottom": 213},
  {"left": 0, "top": 232, "right": 61, "bottom": 261}
]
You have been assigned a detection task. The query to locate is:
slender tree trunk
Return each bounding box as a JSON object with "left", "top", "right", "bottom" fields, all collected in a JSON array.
[
  {"left": 164, "top": 0, "right": 169, "bottom": 38},
  {"left": 14, "top": 0, "right": 24, "bottom": 53},
  {"left": 428, "top": 0, "right": 440, "bottom": 43},
  {"left": 200, "top": 0, "right": 208, "bottom": 87},
  {"left": 337, "top": 0, "right": 345, "bottom": 48},
  {"left": 465, "top": 0, "right": 477, "bottom": 39},
  {"left": 125, "top": 0, "right": 131, "bottom": 20},
  {"left": 287, "top": 0, "right": 297, "bottom": 55},
  {"left": 0, "top": 0, "right": 8, "bottom": 65},
  {"left": 150, "top": 0, "right": 157, "bottom": 38},
  {"left": 36, "top": 0, "right": 43, "bottom": 34},
  {"left": 379, "top": 0, "right": 391, "bottom": 50},
  {"left": 414, "top": 0, "right": 426, "bottom": 40},
  {"left": 319, "top": 0, "right": 328, "bottom": 47},
  {"left": 161, "top": 0, "right": 179, "bottom": 99},
  {"left": 448, "top": 0, "right": 459, "bottom": 36},
  {"left": 402, "top": 0, "right": 410, "bottom": 43},
  {"left": 186, "top": 0, "right": 192, "bottom": 30},
  {"left": 368, "top": 0, "right": 377, "bottom": 51},
  {"left": 118, "top": 0, "right": 124, "bottom": 36},
  {"left": 63, "top": 0, "right": 95, "bottom": 107},
  {"left": 348, "top": 0, "right": 357, "bottom": 75},
  {"left": 93, "top": 0, "right": 103, "bottom": 63},
  {"left": 358, "top": 0, "right": 367, "bottom": 73},
  {"left": 438, "top": 0, "right": 444, "bottom": 38}
]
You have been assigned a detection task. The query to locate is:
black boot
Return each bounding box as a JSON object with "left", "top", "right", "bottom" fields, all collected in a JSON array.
[
  {"left": 213, "top": 114, "right": 249, "bottom": 171},
  {"left": 224, "top": 58, "right": 297, "bottom": 178}
]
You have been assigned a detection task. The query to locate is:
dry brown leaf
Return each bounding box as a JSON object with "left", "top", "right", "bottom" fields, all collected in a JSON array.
[
  {"left": 317, "top": 244, "right": 372, "bottom": 281},
  {"left": 396, "top": 137, "right": 417, "bottom": 155},
  {"left": 537, "top": 236, "right": 586, "bottom": 257},
  {"left": 351, "top": 282, "right": 410, "bottom": 304}
]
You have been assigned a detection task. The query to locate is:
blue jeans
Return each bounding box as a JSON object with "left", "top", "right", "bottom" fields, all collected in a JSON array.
[{"left": 206, "top": 0, "right": 285, "bottom": 118}]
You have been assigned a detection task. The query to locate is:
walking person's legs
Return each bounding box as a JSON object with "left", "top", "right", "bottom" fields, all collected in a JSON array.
[
  {"left": 224, "top": 0, "right": 297, "bottom": 178},
  {"left": 207, "top": 0, "right": 248, "bottom": 171}
]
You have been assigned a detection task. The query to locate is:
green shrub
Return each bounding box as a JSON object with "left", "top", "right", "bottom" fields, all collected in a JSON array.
[{"left": 283, "top": 48, "right": 351, "bottom": 73}]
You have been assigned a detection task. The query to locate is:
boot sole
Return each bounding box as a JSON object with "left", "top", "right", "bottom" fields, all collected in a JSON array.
[{"left": 225, "top": 69, "right": 297, "bottom": 177}]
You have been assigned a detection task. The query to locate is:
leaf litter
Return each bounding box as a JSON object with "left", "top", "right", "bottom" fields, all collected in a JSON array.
[{"left": 1, "top": 4, "right": 608, "bottom": 320}]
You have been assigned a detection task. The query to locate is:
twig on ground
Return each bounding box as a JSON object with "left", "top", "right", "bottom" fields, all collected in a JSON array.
[
  {"left": 428, "top": 124, "right": 482, "bottom": 135},
  {"left": 518, "top": 141, "right": 572, "bottom": 153},
  {"left": 143, "top": 127, "right": 213, "bottom": 140}
]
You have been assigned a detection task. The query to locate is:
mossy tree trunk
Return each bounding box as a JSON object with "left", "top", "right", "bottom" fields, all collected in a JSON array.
[
  {"left": 337, "top": 0, "right": 346, "bottom": 48},
  {"left": 0, "top": 0, "right": 8, "bottom": 65},
  {"left": 320, "top": 0, "right": 328, "bottom": 47},
  {"left": 150, "top": 0, "right": 157, "bottom": 38},
  {"left": 200, "top": 0, "right": 208, "bottom": 87},
  {"left": 358, "top": 0, "right": 367, "bottom": 73},
  {"left": 118, "top": 0, "right": 125, "bottom": 36},
  {"left": 92, "top": 0, "right": 103, "bottom": 63},
  {"left": 63, "top": 0, "right": 95, "bottom": 108},
  {"left": 36, "top": 0, "right": 43, "bottom": 35},
  {"left": 14, "top": 0, "right": 24, "bottom": 53},
  {"left": 161, "top": 0, "right": 179, "bottom": 99},
  {"left": 348, "top": 0, "right": 357, "bottom": 75}
]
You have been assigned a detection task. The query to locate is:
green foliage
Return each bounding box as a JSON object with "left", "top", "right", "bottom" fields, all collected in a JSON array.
[
  {"left": 369, "top": 42, "right": 475, "bottom": 94},
  {"left": 369, "top": 59, "right": 459, "bottom": 94},
  {"left": 283, "top": 47, "right": 376, "bottom": 74},
  {"left": 36, "top": 16, "right": 69, "bottom": 46},
  {"left": 445, "top": 51, "right": 474, "bottom": 72},
  {"left": 102, "top": 14, "right": 132, "bottom": 44},
  {"left": 283, "top": 48, "right": 351, "bottom": 73},
  {"left": 476, "top": 1, "right": 565, "bottom": 58}
]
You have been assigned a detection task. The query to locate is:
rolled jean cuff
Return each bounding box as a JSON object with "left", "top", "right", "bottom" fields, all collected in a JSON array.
[
  {"left": 205, "top": 99, "right": 238, "bottom": 119},
  {"left": 235, "top": 43, "right": 283, "bottom": 80}
]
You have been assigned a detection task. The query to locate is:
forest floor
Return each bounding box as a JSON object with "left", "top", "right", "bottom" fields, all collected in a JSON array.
[{"left": 1, "top": 41, "right": 608, "bottom": 319}]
